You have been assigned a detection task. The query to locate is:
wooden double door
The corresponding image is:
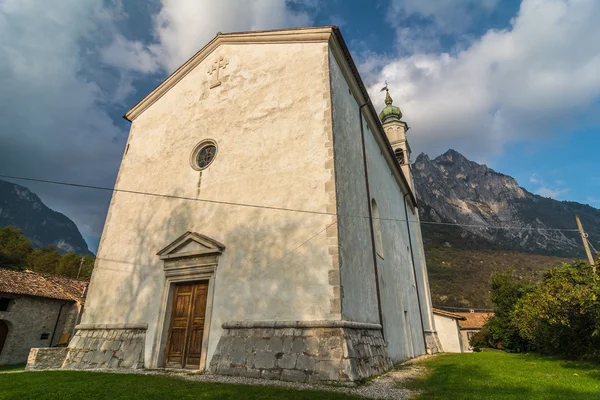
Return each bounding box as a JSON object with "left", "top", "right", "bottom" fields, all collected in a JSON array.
[{"left": 165, "top": 281, "right": 209, "bottom": 369}]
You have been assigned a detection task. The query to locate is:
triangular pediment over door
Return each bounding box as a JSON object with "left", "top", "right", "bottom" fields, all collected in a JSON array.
[{"left": 157, "top": 232, "right": 225, "bottom": 261}]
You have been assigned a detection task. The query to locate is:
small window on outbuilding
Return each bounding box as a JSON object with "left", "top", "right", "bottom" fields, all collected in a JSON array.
[
  {"left": 371, "top": 199, "right": 384, "bottom": 258},
  {"left": 40, "top": 333, "right": 50, "bottom": 340},
  {"left": 0, "top": 298, "right": 10, "bottom": 312}
]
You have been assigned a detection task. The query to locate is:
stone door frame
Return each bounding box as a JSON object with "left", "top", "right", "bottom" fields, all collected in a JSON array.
[{"left": 152, "top": 232, "right": 224, "bottom": 371}]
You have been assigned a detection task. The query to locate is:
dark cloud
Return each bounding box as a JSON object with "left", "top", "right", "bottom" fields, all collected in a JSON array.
[{"left": 0, "top": 1, "right": 130, "bottom": 251}]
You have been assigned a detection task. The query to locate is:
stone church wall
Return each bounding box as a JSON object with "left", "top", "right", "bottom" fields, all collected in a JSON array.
[
  {"left": 328, "top": 49, "right": 431, "bottom": 361},
  {"left": 63, "top": 27, "right": 438, "bottom": 379},
  {"left": 81, "top": 39, "right": 338, "bottom": 369},
  {"left": 209, "top": 322, "right": 392, "bottom": 382}
]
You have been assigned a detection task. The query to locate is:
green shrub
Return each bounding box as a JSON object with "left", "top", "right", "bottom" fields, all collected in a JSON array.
[
  {"left": 481, "top": 268, "right": 534, "bottom": 352},
  {"left": 513, "top": 261, "right": 600, "bottom": 361},
  {"left": 481, "top": 258, "right": 600, "bottom": 361}
]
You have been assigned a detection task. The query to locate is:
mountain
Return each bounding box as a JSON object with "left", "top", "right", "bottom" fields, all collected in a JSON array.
[
  {"left": 0, "top": 180, "right": 92, "bottom": 255},
  {"left": 413, "top": 149, "right": 600, "bottom": 258}
]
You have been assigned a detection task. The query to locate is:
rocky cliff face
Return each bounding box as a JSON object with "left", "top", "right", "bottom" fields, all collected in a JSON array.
[
  {"left": 0, "top": 180, "right": 91, "bottom": 255},
  {"left": 413, "top": 150, "right": 600, "bottom": 258}
]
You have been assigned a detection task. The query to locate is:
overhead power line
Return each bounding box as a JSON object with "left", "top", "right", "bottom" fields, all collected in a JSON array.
[
  {"left": 587, "top": 238, "right": 598, "bottom": 255},
  {"left": 418, "top": 220, "right": 576, "bottom": 232},
  {"left": 0, "top": 173, "right": 581, "bottom": 233}
]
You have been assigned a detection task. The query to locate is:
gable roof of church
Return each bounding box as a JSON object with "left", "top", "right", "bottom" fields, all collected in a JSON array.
[{"left": 124, "top": 26, "right": 417, "bottom": 206}]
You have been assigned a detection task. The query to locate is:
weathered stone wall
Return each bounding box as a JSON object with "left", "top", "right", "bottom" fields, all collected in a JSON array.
[
  {"left": 209, "top": 322, "right": 392, "bottom": 382},
  {"left": 61, "top": 326, "right": 146, "bottom": 369},
  {"left": 0, "top": 294, "right": 77, "bottom": 365},
  {"left": 25, "top": 348, "right": 69, "bottom": 370}
]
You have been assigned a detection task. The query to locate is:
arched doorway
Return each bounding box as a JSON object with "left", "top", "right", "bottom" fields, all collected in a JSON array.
[{"left": 0, "top": 320, "right": 8, "bottom": 356}]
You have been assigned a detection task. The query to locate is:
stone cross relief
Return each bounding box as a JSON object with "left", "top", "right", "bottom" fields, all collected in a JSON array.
[{"left": 208, "top": 56, "right": 229, "bottom": 88}]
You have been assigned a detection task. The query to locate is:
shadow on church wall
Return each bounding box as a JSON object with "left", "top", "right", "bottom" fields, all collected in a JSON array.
[{"left": 88, "top": 186, "right": 333, "bottom": 348}]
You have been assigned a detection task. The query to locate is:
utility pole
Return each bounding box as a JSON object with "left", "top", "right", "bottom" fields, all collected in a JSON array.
[
  {"left": 77, "top": 257, "right": 84, "bottom": 280},
  {"left": 575, "top": 214, "right": 595, "bottom": 271}
]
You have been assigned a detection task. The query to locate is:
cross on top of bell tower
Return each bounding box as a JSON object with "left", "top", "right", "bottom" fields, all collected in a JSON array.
[{"left": 379, "top": 85, "right": 403, "bottom": 123}]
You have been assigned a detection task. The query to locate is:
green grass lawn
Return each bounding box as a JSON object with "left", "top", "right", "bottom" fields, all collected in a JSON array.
[
  {"left": 0, "top": 364, "right": 25, "bottom": 372},
  {"left": 406, "top": 351, "right": 600, "bottom": 400},
  {"left": 0, "top": 370, "right": 363, "bottom": 400}
]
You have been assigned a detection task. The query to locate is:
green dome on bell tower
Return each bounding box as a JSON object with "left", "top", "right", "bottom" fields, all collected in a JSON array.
[{"left": 378, "top": 89, "right": 402, "bottom": 123}]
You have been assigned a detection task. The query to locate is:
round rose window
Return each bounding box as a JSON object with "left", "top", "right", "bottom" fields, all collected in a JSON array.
[
  {"left": 197, "top": 144, "right": 216, "bottom": 169},
  {"left": 190, "top": 140, "right": 217, "bottom": 171}
]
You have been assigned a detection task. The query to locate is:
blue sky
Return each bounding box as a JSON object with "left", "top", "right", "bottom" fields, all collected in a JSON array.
[{"left": 0, "top": 0, "right": 599, "bottom": 252}]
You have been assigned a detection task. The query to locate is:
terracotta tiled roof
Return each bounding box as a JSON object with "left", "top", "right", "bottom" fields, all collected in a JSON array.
[
  {"left": 432, "top": 308, "right": 467, "bottom": 320},
  {"left": 0, "top": 268, "right": 86, "bottom": 303},
  {"left": 455, "top": 312, "right": 494, "bottom": 330}
]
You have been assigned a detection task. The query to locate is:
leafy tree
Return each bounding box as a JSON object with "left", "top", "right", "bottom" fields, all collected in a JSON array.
[
  {"left": 513, "top": 260, "right": 600, "bottom": 360},
  {"left": 77, "top": 255, "right": 95, "bottom": 280},
  {"left": 0, "top": 225, "right": 94, "bottom": 279},
  {"left": 475, "top": 268, "right": 535, "bottom": 351},
  {"left": 0, "top": 226, "right": 32, "bottom": 268},
  {"left": 27, "top": 246, "right": 61, "bottom": 273},
  {"left": 56, "top": 252, "right": 94, "bottom": 279}
]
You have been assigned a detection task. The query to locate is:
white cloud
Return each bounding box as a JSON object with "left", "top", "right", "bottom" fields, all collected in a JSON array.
[
  {"left": 588, "top": 197, "right": 600, "bottom": 204},
  {"left": 366, "top": 0, "right": 600, "bottom": 160},
  {"left": 528, "top": 172, "right": 570, "bottom": 199},
  {"left": 536, "top": 186, "right": 570, "bottom": 199},
  {"left": 100, "top": 33, "right": 160, "bottom": 74},
  {"left": 107, "top": 0, "right": 313, "bottom": 73}
]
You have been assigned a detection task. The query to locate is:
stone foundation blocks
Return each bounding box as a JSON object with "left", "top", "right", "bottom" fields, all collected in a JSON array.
[
  {"left": 210, "top": 320, "right": 392, "bottom": 383},
  {"left": 25, "top": 348, "right": 69, "bottom": 371},
  {"left": 57, "top": 324, "right": 147, "bottom": 370}
]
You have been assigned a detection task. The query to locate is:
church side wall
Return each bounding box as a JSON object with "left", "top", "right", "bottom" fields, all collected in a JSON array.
[
  {"left": 409, "top": 202, "right": 439, "bottom": 351},
  {"left": 329, "top": 52, "right": 426, "bottom": 362},
  {"left": 361, "top": 119, "right": 427, "bottom": 361},
  {"left": 328, "top": 51, "right": 378, "bottom": 325},
  {"left": 82, "top": 41, "right": 338, "bottom": 368}
]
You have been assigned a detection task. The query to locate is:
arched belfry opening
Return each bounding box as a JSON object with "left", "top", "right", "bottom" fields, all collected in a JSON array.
[{"left": 394, "top": 148, "right": 405, "bottom": 165}]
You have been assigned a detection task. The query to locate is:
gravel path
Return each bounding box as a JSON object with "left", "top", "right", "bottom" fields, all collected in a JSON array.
[{"left": 164, "top": 365, "right": 423, "bottom": 399}]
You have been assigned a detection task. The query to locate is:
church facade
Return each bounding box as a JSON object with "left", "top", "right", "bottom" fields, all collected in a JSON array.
[{"left": 31, "top": 26, "right": 439, "bottom": 382}]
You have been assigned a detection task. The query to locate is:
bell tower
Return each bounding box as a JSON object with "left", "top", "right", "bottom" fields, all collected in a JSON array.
[{"left": 379, "top": 88, "right": 414, "bottom": 191}]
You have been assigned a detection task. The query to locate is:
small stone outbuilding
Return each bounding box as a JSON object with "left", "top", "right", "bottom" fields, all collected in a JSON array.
[
  {"left": 0, "top": 268, "right": 86, "bottom": 365},
  {"left": 455, "top": 311, "right": 493, "bottom": 352},
  {"left": 432, "top": 308, "right": 466, "bottom": 353}
]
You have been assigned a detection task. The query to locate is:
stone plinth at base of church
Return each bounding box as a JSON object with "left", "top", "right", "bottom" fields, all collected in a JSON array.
[
  {"left": 60, "top": 324, "right": 147, "bottom": 370},
  {"left": 26, "top": 347, "right": 69, "bottom": 370},
  {"left": 424, "top": 330, "right": 442, "bottom": 354},
  {"left": 209, "top": 321, "right": 393, "bottom": 383}
]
